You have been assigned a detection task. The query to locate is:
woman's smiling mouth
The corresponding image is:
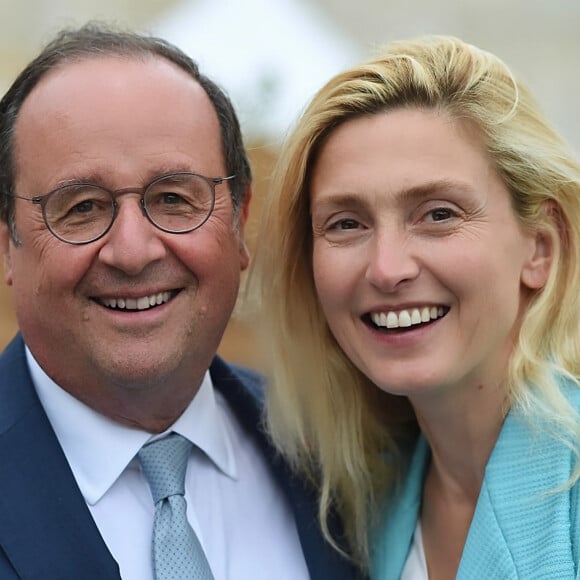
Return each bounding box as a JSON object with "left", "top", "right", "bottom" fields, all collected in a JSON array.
[{"left": 366, "top": 306, "right": 449, "bottom": 331}]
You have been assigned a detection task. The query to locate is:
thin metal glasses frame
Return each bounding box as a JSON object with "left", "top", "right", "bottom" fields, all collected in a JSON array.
[{"left": 8, "top": 172, "right": 236, "bottom": 245}]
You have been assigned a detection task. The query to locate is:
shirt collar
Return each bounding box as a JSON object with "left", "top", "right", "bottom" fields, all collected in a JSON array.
[{"left": 27, "top": 347, "right": 237, "bottom": 505}]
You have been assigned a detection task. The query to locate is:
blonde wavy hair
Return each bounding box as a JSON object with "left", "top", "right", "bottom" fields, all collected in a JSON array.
[{"left": 249, "top": 35, "right": 580, "bottom": 569}]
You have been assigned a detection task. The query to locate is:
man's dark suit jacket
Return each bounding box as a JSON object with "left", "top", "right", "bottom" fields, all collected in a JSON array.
[{"left": 0, "top": 334, "right": 360, "bottom": 579}]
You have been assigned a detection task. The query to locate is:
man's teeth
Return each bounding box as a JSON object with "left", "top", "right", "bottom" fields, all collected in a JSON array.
[
  {"left": 371, "top": 306, "right": 445, "bottom": 329},
  {"left": 101, "top": 291, "right": 172, "bottom": 311}
]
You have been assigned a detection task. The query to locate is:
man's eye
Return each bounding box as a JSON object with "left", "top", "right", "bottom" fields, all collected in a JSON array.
[
  {"left": 428, "top": 208, "right": 455, "bottom": 221},
  {"left": 72, "top": 200, "right": 97, "bottom": 214},
  {"left": 160, "top": 192, "right": 185, "bottom": 205}
]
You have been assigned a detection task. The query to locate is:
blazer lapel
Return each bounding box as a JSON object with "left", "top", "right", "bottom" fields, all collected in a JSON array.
[
  {"left": 0, "top": 335, "right": 120, "bottom": 579},
  {"left": 371, "top": 436, "right": 429, "bottom": 580},
  {"left": 459, "top": 399, "right": 578, "bottom": 579},
  {"left": 372, "top": 383, "right": 580, "bottom": 580}
]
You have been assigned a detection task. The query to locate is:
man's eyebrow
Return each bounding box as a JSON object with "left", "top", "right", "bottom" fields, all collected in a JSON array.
[
  {"left": 52, "top": 166, "right": 198, "bottom": 189},
  {"left": 54, "top": 175, "right": 101, "bottom": 188}
]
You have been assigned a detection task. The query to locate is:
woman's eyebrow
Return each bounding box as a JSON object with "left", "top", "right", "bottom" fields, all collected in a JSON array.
[
  {"left": 311, "top": 179, "right": 475, "bottom": 209},
  {"left": 397, "top": 179, "right": 476, "bottom": 204}
]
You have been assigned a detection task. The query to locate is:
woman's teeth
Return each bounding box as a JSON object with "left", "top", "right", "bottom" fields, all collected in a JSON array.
[{"left": 370, "top": 306, "right": 445, "bottom": 329}]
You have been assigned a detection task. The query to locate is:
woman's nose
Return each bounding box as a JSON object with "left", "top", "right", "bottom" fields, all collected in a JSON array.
[{"left": 365, "top": 229, "right": 420, "bottom": 292}]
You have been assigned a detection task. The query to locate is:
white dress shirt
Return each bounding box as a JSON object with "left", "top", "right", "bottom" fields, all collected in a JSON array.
[{"left": 27, "top": 348, "right": 310, "bottom": 580}]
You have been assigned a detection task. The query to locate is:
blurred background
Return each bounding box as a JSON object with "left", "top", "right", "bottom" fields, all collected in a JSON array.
[{"left": 1, "top": 0, "right": 579, "bottom": 366}]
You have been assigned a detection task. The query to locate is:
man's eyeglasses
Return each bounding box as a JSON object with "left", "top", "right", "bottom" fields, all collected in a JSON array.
[{"left": 8, "top": 172, "right": 236, "bottom": 245}]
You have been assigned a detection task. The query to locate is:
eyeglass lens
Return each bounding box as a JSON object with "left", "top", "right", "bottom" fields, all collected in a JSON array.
[{"left": 43, "top": 173, "right": 215, "bottom": 243}]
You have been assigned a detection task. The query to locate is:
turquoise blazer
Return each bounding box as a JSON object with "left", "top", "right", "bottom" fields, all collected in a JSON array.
[{"left": 372, "top": 380, "right": 580, "bottom": 579}]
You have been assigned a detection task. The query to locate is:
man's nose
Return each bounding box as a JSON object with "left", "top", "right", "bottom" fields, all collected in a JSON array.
[{"left": 97, "top": 197, "right": 167, "bottom": 276}]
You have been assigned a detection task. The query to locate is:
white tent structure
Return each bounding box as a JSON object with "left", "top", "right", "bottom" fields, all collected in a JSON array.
[{"left": 154, "top": 0, "right": 361, "bottom": 142}]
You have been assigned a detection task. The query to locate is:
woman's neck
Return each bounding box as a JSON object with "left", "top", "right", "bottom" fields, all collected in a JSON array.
[
  {"left": 412, "top": 377, "right": 507, "bottom": 496},
  {"left": 409, "top": 379, "right": 508, "bottom": 579}
]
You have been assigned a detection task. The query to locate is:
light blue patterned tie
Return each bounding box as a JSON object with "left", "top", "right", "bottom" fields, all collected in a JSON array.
[{"left": 138, "top": 433, "right": 214, "bottom": 580}]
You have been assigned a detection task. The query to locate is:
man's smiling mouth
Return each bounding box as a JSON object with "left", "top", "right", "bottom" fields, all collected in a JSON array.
[{"left": 94, "top": 291, "right": 178, "bottom": 311}]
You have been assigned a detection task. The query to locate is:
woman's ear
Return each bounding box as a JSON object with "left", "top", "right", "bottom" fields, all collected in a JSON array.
[{"left": 521, "top": 201, "right": 561, "bottom": 290}]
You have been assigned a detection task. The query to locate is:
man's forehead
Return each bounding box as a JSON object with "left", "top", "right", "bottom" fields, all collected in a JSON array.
[
  {"left": 12, "top": 54, "right": 226, "bottom": 189},
  {"left": 18, "top": 54, "right": 208, "bottom": 121}
]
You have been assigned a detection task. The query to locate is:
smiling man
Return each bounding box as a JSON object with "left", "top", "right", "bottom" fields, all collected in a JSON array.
[{"left": 0, "top": 23, "right": 357, "bottom": 580}]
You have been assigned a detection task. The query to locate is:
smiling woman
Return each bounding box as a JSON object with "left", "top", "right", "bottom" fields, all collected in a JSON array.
[
  {"left": 249, "top": 35, "right": 580, "bottom": 578},
  {"left": 310, "top": 108, "right": 546, "bottom": 400}
]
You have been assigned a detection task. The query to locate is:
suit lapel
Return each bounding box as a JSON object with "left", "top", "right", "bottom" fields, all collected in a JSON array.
[
  {"left": 210, "top": 356, "right": 361, "bottom": 579},
  {"left": 0, "top": 335, "right": 120, "bottom": 579},
  {"left": 0, "top": 338, "right": 358, "bottom": 579}
]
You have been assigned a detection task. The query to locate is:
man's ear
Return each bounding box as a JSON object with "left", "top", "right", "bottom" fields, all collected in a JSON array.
[
  {"left": 237, "top": 185, "right": 252, "bottom": 271},
  {"left": 521, "top": 202, "right": 560, "bottom": 290},
  {"left": 0, "top": 221, "right": 13, "bottom": 286}
]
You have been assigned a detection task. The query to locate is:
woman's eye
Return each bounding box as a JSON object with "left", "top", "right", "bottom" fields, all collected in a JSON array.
[{"left": 330, "top": 218, "right": 360, "bottom": 230}]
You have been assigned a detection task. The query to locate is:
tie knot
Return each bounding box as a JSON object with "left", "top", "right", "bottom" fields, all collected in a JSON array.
[{"left": 138, "top": 433, "right": 193, "bottom": 504}]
